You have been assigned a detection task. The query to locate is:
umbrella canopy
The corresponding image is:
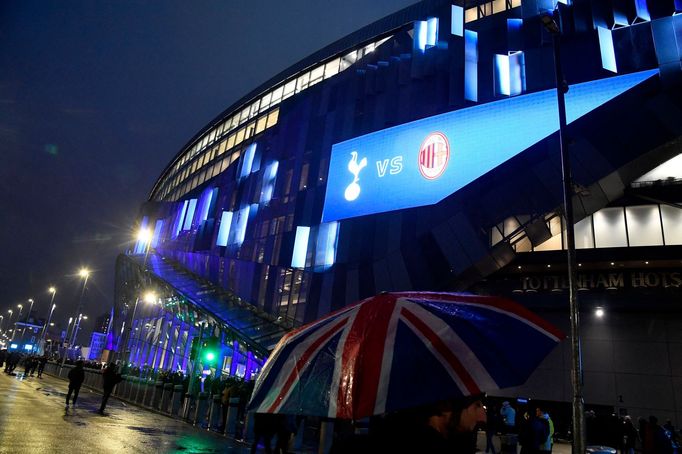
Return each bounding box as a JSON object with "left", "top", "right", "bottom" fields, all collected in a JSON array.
[{"left": 248, "top": 292, "right": 564, "bottom": 420}]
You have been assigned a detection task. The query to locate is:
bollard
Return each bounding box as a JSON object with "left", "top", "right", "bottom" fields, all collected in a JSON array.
[
  {"left": 181, "top": 393, "right": 193, "bottom": 420},
  {"left": 115, "top": 375, "right": 127, "bottom": 397},
  {"left": 171, "top": 385, "right": 184, "bottom": 416},
  {"left": 293, "top": 416, "right": 305, "bottom": 451},
  {"left": 243, "top": 411, "right": 256, "bottom": 443},
  {"left": 318, "top": 419, "right": 334, "bottom": 454},
  {"left": 193, "top": 392, "right": 209, "bottom": 427},
  {"left": 141, "top": 380, "right": 152, "bottom": 407},
  {"left": 134, "top": 378, "right": 145, "bottom": 404},
  {"left": 151, "top": 381, "right": 164, "bottom": 410},
  {"left": 161, "top": 383, "right": 173, "bottom": 413},
  {"left": 225, "top": 397, "right": 240, "bottom": 437},
  {"left": 126, "top": 377, "right": 138, "bottom": 401},
  {"left": 208, "top": 395, "right": 222, "bottom": 431}
]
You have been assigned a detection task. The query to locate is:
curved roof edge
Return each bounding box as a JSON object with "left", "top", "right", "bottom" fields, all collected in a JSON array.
[{"left": 150, "top": 0, "right": 455, "bottom": 201}]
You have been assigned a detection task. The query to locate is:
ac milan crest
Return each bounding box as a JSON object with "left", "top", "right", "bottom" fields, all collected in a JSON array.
[{"left": 418, "top": 132, "right": 450, "bottom": 180}]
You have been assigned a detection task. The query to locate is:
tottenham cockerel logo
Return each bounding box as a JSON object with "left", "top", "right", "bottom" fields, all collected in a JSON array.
[{"left": 418, "top": 132, "right": 450, "bottom": 180}]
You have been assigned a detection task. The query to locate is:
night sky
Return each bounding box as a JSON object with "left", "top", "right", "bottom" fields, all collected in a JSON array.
[{"left": 0, "top": 0, "right": 416, "bottom": 338}]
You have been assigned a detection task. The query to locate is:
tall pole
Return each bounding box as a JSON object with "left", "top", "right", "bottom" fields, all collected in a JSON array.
[
  {"left": 41, "top": 288, "right": 57, "bottom": 341},
  {"left": 10, "top": 305, "right": 23, "bottom": 342},
  {"left": 21, "top": 298, "right": 35, "bottom": 339},
  {"left": 547, "top": 9, "right": 585, "bottom": 453},
  {"left": 70, "top": 313, "right": 83, "bottom": 346},
  {"left": 61, "top": 317, "right": 74, "bottom": 367}
]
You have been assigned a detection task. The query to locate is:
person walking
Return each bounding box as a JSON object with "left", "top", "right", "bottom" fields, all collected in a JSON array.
[
  {"left": 65, "top": 360, "right": 85, "bottom": 408},
  {"left": 538, "top": 408, "right": 554, "bottom": 454},
  {"left": 36, "top": 354, "right": 48, "bottom": 378},
  {"left": 98, "top": 362, "right": 122, "bottom": 415},
  {"left": 621, "top": 415, "right": 638, "bottom": 454},
  {"left": 500, "top": 401, "right": 516, "bottom": 434}
]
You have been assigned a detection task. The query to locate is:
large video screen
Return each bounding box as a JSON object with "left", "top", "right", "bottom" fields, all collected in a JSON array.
[{"left": 321, "top": 69, "right": 657, "bottom": 223}]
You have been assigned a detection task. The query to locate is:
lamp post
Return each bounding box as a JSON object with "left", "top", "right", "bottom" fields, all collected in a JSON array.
[
  {"left": 6, "top": 310, "right": 13, "bottom": 338},
  {"left": 41, "top": 287, "right": 57, "bottom": 341},
  {"left": 542, "top": 9, "right": 585, "bottom": 454},
  {"left": 10, "top": 304, "right": 23, "bottom": 342},
  {"left": 69, "top": 314, "right": 88, "bottom": 346},
  {"left": 0, "top": 315, "right": 4, "bottom": 333},
  {"left": 61, "top": 267, "right": 89, "bottom": 367},
  {"left": 121, "top": 291, "right": 157, "bottom": 365},
  {"left": 21, "top": 298, "right": 35, "bottom": 339}
]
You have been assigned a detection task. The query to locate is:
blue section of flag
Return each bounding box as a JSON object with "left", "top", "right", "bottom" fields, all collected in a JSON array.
[{"left": 321, "top": 69, "right": 658, "bottom": 223}]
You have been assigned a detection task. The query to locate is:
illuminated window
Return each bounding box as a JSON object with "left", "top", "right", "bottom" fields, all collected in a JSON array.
[
  {"left": 235, "top": 128, "right": 245, "bottom": 145},
  {"left": 661, "top": 205, "right": 682, "bottom": 244},
  {"left": 291, "top": 226, "right": 310, "bottom": 268},
  {"left": 465, "top": 7, "right": 477, "bottom": 23},
  {"left": 296, "top": 72, "right": 310, "bottom": 93},
  {"left": 259, "top": 92, "right": 271, "bottom": 113},
  {"left": 626, "top": 206, "right": 663, "bottom": 246},
  {"left": 270, "top": 85, "right": 283, "bottom": 105},
  {"left": 256, "top": 116, "right": 267, "bottom": 135},
  {"left": 282, "top": 80, "right": 296, "bottom": 100},
  {"left": 227, "top": 134, "right": 235, "bottom": 150},
  {"left": 593, "top": 207, "right": 627, "bottom": 248},
  {"left": 340, "top": 51, "right": 357, "bottom": 71},
  {"left": 266, "top": 109, "right": 279, "bottom": 128},
  {"left": 309, "top": 65, "right": 324, "bottom": 86},
  {"left": 299, "top": 163, "right": 309, "bottom": 190},
  {"left": 218, "top": 140, "right": 227, "bottom": 156},
  {"left": 324, "top": 59, "right": 340, "bottom": 79}
]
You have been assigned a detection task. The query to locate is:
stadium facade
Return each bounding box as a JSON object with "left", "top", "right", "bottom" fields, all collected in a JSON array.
[{"left": 114, "top": 0, "right": 682, "bottom": 423}]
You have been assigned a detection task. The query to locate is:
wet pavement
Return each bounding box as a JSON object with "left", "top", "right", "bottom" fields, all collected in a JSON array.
[{"left": 0, "top": 371, "right": 250, "bottom": 453}]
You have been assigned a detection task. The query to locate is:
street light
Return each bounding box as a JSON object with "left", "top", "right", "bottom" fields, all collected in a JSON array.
[
  {"left": 41, "top": 287, "right": 57, "bottom": 342},
  {"left": 69, "top": 313, "right": 88, "bottom": 346},
  {"left": 542, "top": 8, "right": 585, "bottom": 454},
  {"left": 10, "top": 305, "right": 23, "bottom": 342},
  {"left": 21, "top": 298, "right": 35, "bottom": 339},
  {"left": 61, "top": 268, "right": 90, "bottom": 368}
]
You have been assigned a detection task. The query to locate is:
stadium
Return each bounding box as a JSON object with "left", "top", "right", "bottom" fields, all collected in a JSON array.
[{"left": 114, "top": 0, "right": 682, "bottom": 425}]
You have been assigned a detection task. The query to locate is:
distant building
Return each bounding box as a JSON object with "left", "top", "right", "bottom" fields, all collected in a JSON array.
[
  {"left": 88, "top": 332, "right": 107, "bottom": 361},
  {"left": 94, "top": 312, "right": 111, "bottom": 334}
]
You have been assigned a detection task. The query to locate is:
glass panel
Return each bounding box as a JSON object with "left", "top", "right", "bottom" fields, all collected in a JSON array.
[
  {"left": 239, "top": 107, "right": 250, "bottom": 124},
  {"left": 259, "top": 92, "right": 272, "bottom": 113},
  {"left": 256, "top": 116, "right": 267, "bottom": 135},
  {"left": 227, "top": 134, "right": 235, "bottom": 149},
  {"left": 282, "top": 80, "right": 296, "bottom": 100},
  {"left": 270, "top": 85, "right": 283, "bottom": 105},
  {"left": 661, "top": 205, "right": 682, "bottom": 245},
  {"left": 324, "top": 59, "right": 340, "bottom": 79},
  {"left": 309, "top": 65, "right": 324, "bottom": 86},
  {"left": 245, "top": 121, "right": 256, "bottom": 139},
  {"left": 593, "top": 207, "right": 628, "bottom": 248},
  {"left": 235, "top": 128, "right": 245, "bottom": 145},
  {"left": 626, "top": 205, "right": 664, "bottom": 246},
  {"left": 574, "top": 216, "right": 594, "bottom": 249},
  {"left": 340, "top": 50, "right": 357, "bottom": 71},
  {"left": 218, "top": 140, "right": 227, "bottom": 155},
  {"left": 208, "top": 129, "right": 216, "bottom": 144},
  {"left": 493, "top": 0, "right": 506, "bottom": 13},
  {"left": 249, "top": 100, "right": 260, "bottom": 119},
  {"left": 296, "top": 71, "right": 310, "bottom": 93},
  {"left": 266, "top": 108, "right": 279, "bottom": 128},
  {"left": 465, "top": 7, "right": 478, "bottom": 23}
]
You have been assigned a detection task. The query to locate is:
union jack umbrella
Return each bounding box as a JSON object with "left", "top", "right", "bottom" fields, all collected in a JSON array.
[{"left": 248, "top": 292, "right": 564, "bottom": 420}]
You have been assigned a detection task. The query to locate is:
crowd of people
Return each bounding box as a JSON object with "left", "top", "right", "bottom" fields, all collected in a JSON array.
[
  {"left": 584, "top": 410, "right": 679, "bottom": 454},
  {"left": 0, "top": 350, "right": 49, "bottom": 378}
]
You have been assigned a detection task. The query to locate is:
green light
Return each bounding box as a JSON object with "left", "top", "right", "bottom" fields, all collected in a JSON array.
[{"left": 205, "top": 352, "right": 215, "bottom": 361}]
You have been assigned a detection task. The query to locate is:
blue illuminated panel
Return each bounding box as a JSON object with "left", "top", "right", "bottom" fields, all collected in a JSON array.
[
  {"left": 464, "top": 30, "right": 478, "bottom": 102},
  {"left": 322, "top": 69, "right": 658, "bottom": 223},
  {"left": 173, "top": 200, "right": 188, "bottom": 238},
  {"left": 216, "top": 211, "right": 233, "bottom": 246},
  {"left": 239, "top": 143, "right": 257, "bottom": 180},
  {"left": 414, "top": 20, "right": 427, "bottom": 52},
  {"left": 291, "top": 226, "right": 311, "bottom": 268},
  {"left": 152, "top": 219, "right": 163, "bottom": 248},
  {"left": 598, "top": 27, "right": 618, "bottom": 73},
  {"left": 183, "top": 199, "right": 197, "bottom": 230},
  {"left": 315, "top": 222, "right": 339, "bottom": 269},
  {"left": 451, "top": 5, "right": 463, "bottom": 37}
]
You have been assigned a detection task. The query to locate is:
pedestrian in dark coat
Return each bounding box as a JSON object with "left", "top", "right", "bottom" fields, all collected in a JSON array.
[
  {"left": 98, "top": 363, "right": 122, "bottom": 414},
  {"left": 36, "top": 355, "right": 48, "bottom": 378},
  {"left": 66, "top": 360, "right": 85, "bottom": 407}
]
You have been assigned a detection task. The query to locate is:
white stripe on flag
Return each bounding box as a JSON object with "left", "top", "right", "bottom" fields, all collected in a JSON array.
[
  {"left": 373, "top": 298, "right": 403, "bottom": 415},
  {"left": 400, "top": 303, "right": 498, "bottom": 393}
]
